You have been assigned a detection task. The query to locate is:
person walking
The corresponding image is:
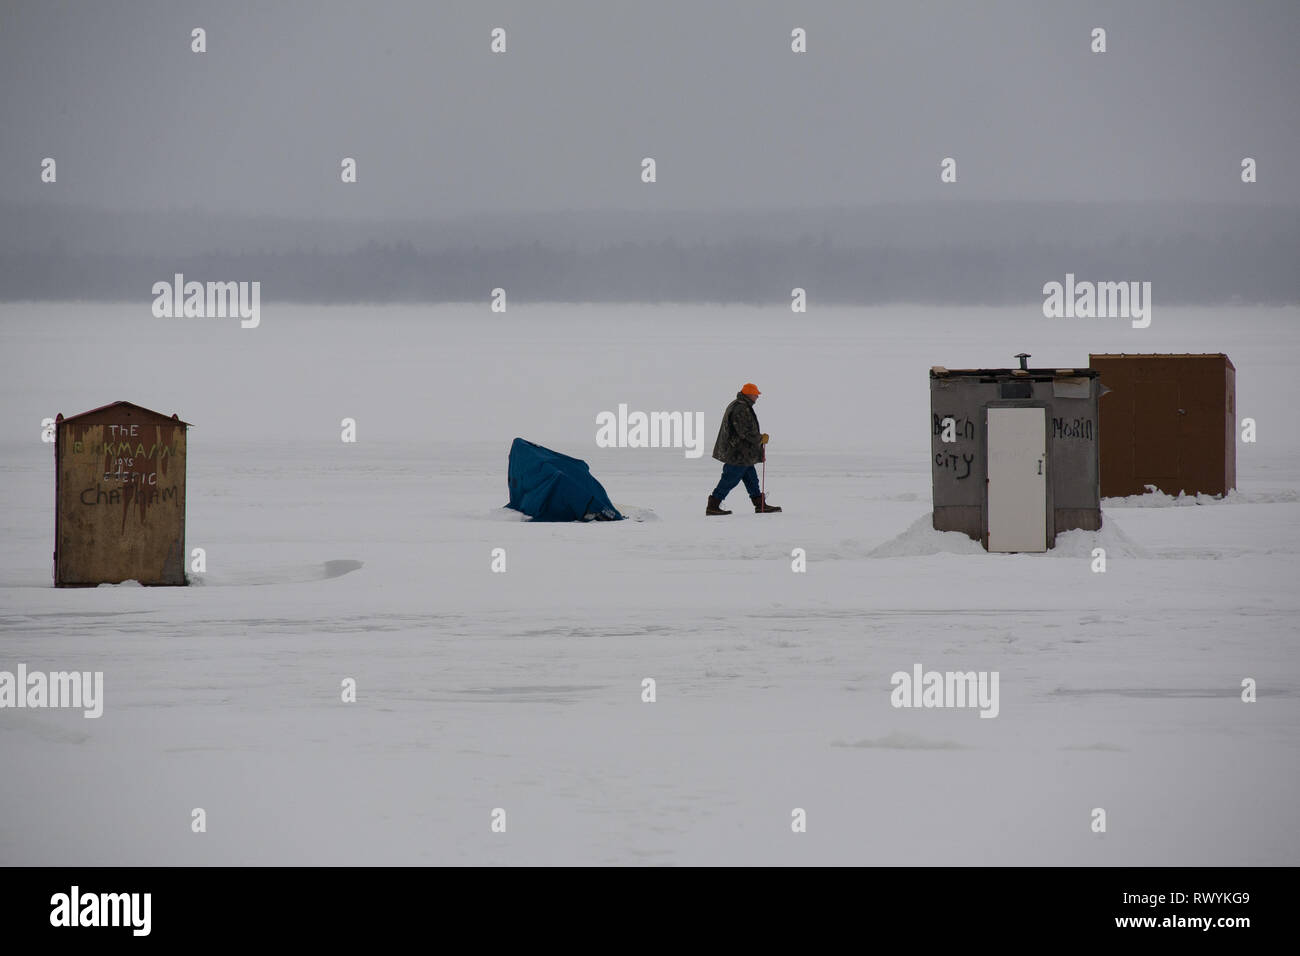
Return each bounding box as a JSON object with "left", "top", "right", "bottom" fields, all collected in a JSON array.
[{"left": 707, "top": 383, "right": 782, "bottom": 515}]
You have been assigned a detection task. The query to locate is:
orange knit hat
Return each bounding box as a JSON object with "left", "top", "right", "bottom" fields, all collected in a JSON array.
[{"left": 741, "top": 383, "right": 761, "bottom": 396}]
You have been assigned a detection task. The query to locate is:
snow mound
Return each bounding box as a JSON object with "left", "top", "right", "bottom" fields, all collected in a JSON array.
[
  {"left": 96, "top": 579, "right": 143, "bottom": 588},
  {"left": 1103, "top": 486, "right": 1299, "bottom": 507},
  {"left": 195, "top": 561, "right": 364, "bottom": 586},
  {"left": 1046, "top": 516, "right": 1149, "bottom": 559},
  {"left": 867, "top": 513, "right": 987, "bottom": 558},
  {"left": 868, "top": 512, "right": 1149, "bottom": 559},
  {"left": 322, "top": 560, "right": 364, "bottom": 578}
]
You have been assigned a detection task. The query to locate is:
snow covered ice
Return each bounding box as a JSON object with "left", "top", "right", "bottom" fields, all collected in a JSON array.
[{"left": 1, "top": 302, "right": 1297, "bottom": 865}]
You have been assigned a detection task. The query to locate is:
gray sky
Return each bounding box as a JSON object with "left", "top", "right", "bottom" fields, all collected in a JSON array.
[{"left": 2, "top": 0, "right": 1297, "bottom": 218}]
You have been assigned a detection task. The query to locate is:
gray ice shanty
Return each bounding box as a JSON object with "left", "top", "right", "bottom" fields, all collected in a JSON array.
[{"left": 929, "top": 355, "right": 1102, "bottom": 552}]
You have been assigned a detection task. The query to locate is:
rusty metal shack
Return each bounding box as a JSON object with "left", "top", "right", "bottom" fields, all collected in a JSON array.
[
  {"left": 54, "top": 401, "right": 190, "bottom": 586},
  {"left": 1090, "top": 353, "right": 1236, "bottom": 498},
  {"left": 930, "top": 356, "right": 1102, "bottom": 552}
]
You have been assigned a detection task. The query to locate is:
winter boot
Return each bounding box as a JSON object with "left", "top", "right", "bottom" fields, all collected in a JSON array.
[
  {"left": 706, "top": 495, "right": 732, "bottom": 516},
  {"left": 751, "top": 493, "right": 782, "bottom": 513}
]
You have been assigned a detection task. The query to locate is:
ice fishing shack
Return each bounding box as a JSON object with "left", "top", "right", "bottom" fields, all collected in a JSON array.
[
  {"left": 1089, "top": 353, "right": 1236, "bottom": 498},
  {"left": 54, "top": 401, "right": 190, "bottom": 586},
  {"left": 930, "top": 355, "right": 1102, "bottom": 552}
]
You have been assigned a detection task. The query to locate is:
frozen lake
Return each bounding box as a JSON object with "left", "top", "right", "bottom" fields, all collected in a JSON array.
[{"left": 1, "top": 302, "right": 1298, "bottom": 865}]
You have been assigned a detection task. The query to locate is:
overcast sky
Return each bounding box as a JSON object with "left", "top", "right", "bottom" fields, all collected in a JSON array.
[{"left": 2, "top": 0, "right": 1297, "bottom": 219}]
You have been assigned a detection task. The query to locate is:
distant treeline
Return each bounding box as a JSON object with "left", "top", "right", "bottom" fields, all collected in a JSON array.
[
  {"left": 3, "top": 236, "right": 1296, "bottom": 305},
  {"left": 2, "top": 201, "right": 1297, "bottom": 305}
]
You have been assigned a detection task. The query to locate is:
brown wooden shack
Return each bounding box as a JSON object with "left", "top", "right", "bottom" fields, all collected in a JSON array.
[
  {"left": 54, "top": 401, "right": 190, "bottom": 587},
  {"left": 1090, "top": 354, "right": 1236, "bottom": 498}
]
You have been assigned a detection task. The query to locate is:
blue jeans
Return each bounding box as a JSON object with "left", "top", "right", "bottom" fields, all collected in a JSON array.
[{"left": 712, "top": 464, "right": 761, "bottom": 501}]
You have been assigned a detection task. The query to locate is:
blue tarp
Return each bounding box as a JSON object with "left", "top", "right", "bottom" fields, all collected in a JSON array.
[{"left": 505, "top": 438, "right": 623, "bottom": 522}]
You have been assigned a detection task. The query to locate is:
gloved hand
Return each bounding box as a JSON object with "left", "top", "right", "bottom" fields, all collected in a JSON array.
[{"left": 760, "top": 433, "right": 770, "bottom": 444}]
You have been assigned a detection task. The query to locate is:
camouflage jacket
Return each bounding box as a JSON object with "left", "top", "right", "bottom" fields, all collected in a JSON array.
[{"left": 712, "top": 392, "right": 763, "bottom": 466}]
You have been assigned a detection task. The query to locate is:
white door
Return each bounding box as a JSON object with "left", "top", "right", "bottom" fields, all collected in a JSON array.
[{"left": 986, "top": 407, "right": 1047, "bottom": 553}]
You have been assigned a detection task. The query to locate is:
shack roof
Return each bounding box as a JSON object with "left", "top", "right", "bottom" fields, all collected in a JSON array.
[
  {"left": 930, "top": 367, "right": 1101, "bottom": 382},
  {"left": 56, "top": 401, "right": 191, "bottom": 427},
  {"left": 1090, "top": 353, "right": 1234, "bottom": 370}
]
